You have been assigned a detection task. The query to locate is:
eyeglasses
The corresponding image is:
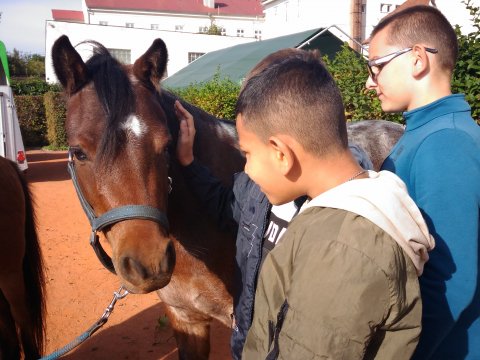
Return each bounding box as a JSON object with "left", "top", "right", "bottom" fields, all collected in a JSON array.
[{"left": 367, "top": 47, "right": 438, "bottom": 82}]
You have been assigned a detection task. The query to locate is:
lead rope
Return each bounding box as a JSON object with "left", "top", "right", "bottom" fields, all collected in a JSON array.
[{"left": 38, "top": 286, "right": 129, "bottom": 360}]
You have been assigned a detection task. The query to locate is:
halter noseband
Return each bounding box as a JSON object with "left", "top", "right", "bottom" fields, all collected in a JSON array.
[{"left": 67, "top": 148, "right": 171, "bottom": 274}]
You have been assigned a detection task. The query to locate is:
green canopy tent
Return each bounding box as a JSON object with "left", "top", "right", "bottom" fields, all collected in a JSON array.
[
  {"left": 162, "top": 28, "right": 344, "bottom": 89},
  {"left": 0, "top": 41, "right": 10, "bottom": 85}
]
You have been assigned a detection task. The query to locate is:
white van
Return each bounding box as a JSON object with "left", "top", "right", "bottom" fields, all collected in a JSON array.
[{"left": 0, "top": 41, "right": 28, "bottom": 172}]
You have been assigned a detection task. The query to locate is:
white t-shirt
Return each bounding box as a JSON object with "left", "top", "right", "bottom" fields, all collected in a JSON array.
[{"left": 261, "top": 201, "right": 299, "bottom": 265}]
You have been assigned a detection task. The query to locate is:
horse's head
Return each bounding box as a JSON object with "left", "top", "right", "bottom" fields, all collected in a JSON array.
[{"left": 51, "top": 35, "right": 175, "bottom": 293}]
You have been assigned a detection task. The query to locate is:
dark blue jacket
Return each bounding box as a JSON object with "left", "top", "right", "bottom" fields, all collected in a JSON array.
[
  {"left": 182, "top": 144, "right": 373, "bottom": 359},
  {"left": 182, "top": 160, "right": 269, "bottom": 359}
]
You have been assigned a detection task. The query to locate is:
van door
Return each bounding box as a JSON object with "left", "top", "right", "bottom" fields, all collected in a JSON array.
[{"left": 0, "top": 85, "right": 28, "bottom": 172}]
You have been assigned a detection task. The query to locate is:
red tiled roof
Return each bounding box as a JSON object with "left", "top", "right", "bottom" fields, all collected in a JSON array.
[
  {"left": 85, "top": 0, "right": 264, "bottom": 17},
  {"left": 52, "top": 9, "right": 85, "bottom": 22}
]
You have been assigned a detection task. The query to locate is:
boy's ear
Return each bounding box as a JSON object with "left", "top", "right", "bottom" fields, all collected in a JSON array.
[
  {"left": 268, "top": 136, "right": 295, "bottom": 175},
  {"left": 411, "top": 45, "right": 430, "bottom": 77}
]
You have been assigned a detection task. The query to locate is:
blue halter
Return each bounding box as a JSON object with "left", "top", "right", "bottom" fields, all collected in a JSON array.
[{"left": 67, "top": 148, "right": 171, "bottom": 274}]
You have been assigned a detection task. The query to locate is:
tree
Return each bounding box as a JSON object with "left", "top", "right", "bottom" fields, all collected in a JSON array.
[
  {"left": 207, "top": 23, "right": 223, "bottom": 36},
  {"left": 452, "top": 0, "right": 480, "bottom": 123},
  {"left": 7, "top": 50, "right": 45, "bottom": 77}
]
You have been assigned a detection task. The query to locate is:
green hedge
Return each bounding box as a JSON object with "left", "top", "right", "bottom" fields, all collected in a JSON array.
[
  {"left": 323, "top": 44, "right": 403, "bottom": 123},
  {"left": 44, "top": 91, "right": 67, "bottom": 149},
  {"left": 452, "top": 0, "right": 480, "bottom": 123},
  {"left": 11, "top": 77, "right": 61, "bottom": 95},
  {"left": 169, "top": 71, "right": 240, "bottom": 120},
  {"left": 14, "top": 95, "right": 48, "bottom": 147}
]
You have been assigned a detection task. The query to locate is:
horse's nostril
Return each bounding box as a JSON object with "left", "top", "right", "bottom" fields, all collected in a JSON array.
[
  {"left": 161, "top": 241, "right": 176, "bottom": 274},
  {"left": 121, "top": 256, "right": 148, "bottom": 281}
]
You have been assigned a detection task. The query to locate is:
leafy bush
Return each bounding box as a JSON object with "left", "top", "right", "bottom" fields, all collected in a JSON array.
[
  {"left": 323, "top": 44, "right": 403, "bottom": 123},
  {"left": 44, "top": 91, "right": 68, "bottom": 149},
  {"left": 14, "top": 95, "right": 48, "bottom": 147},
  {"left": 452, "top": 0, "right": 480, "bottom": 123},
  {"left": 11, "top": 77, "right": 61, "bottom": 96},
  {"left": 168, "top": 71, "right": 240, "bottom": 120}
]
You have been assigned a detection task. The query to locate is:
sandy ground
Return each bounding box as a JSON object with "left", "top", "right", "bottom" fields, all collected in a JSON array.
[{"left": 26, "top": 149, "right": 231, "bottom": 360}]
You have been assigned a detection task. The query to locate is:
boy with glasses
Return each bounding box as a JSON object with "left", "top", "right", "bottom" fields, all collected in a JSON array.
[{"left": 366, "top": 5, "right": 480, "bottom": 359}]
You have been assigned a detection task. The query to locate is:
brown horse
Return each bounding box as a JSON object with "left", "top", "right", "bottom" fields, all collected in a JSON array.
[
  {"left": 0, "top": 156, "right": 46, "bottom": 359},
  {"left": 51, "top": 35, "right": 403, "bottom": 359}
]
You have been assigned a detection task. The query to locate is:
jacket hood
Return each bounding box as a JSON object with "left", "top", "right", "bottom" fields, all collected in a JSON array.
[{"left": 300, "top": 170, "right": 435, "bottom": 275}]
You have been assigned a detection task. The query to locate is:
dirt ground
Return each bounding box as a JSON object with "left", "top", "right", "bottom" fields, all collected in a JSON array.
[{"left": 26, "top": 149, "right": 232, "bottom": 360}]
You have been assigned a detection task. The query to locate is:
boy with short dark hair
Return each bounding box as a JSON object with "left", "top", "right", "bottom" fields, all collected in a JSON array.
[
  {"left": 366, "top": 5, "right": 480, "bottom": 359},
  {"left": 175, "top": 48, "right": 374, "bottom": 359},
  {"left": 237, "top": 49, "right": 434, "bottom": 358}
]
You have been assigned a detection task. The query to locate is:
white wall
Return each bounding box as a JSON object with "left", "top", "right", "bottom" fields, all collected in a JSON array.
[
  {"left": 45, "top": 20, "right": 257, "bottom": 84},
  {"left": 263, "top": 0, "right": 479, "bottom": 44},
  {"left": 85, "top": 9, "right": 264, "bottom": 38},
  {"left": 263, "top": 0, "right": 351, "bottom": 41}
]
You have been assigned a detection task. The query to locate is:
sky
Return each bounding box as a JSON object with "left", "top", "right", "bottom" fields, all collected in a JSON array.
[{"left": 0, "top": 0, "right": 82, "bottom": 55}]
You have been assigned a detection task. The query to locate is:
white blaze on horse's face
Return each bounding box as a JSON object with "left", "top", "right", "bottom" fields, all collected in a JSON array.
[{"left": 122, "top": 114, "right": 147, "bottom": 138}]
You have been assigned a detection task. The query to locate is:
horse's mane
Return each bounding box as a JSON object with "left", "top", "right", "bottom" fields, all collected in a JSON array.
[{"left": 83, "top": 41, "right": 134, "bottom": 165}]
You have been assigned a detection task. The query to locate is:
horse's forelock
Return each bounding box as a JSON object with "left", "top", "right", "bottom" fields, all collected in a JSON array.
[{"left": 84, "top": 42, "right": 135, "bottom": 166}]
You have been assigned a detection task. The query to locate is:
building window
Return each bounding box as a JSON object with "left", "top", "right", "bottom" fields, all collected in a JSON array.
[
  {"left": 99, "top": 21, "right": 108, "bottom": 26},
  {"left": 126, "top": 22, "right": 134, "bottom": 28},
  {"left": 151, "top": 24, "right": 159, "bottom": 30},
  {"left": 254, "top": 30, "right": 262, "bottom": 40},
  {"left": 237, "top": 29, "right": 244, "bottom": 37},
  {"left": 188, "top": 52, "right": 205, "bottom": 63},
  {"left": 380, "top": 3, "right": 392, "bottom": 13},
  {"left": 361, "top": 4, "right": 366, "bottom": 13},
  {"left": 199, "top": 26, "right": 208, "bottom": 33},
  {"left": 175, "top": 25, "right": 184, "bottom": 31},
  {"left": 108, "top": 48, "right": 131, "bottom": 64}
]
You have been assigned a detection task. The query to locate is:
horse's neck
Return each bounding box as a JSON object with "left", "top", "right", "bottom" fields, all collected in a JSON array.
[
  {"left": 192, "top": 113, "right": 244, "bottom": 184},
  {"left": 161, "top": 90, "right": 244, "bottom": 183}
]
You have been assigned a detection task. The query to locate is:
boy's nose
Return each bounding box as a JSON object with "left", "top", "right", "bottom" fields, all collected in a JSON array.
[{"left": 365, "top": 75, "right": 377, "bottom": 90}]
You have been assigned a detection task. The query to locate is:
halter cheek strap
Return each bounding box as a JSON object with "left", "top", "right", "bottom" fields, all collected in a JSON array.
[{"left": 67, "top": 149, "right": 171, "bottom": 274}]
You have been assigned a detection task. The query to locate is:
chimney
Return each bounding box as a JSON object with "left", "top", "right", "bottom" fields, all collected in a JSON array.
[
  {"left": 350, "top": 0, "right": 362, "bottom": 51},
  {"left": 203, "top": 0, "right": 215, "bottom": 8}
]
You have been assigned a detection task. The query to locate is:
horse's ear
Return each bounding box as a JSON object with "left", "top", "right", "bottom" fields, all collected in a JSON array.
[
  {"left": 132, "top": 38, "right": 168, "bottom": 92},
  {"left": 51, "top": 35, "right": 89, "bottom": 95}
]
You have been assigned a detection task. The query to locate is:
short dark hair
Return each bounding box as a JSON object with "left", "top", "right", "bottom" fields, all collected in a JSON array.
[
  {"left": 371, "top": 5, "right": 458, "bottom": 72},
  {"left": 241, "top": 48, "right": 305, "bottom": 90},
  {"left": 236, "top": 49, "right": 347, "bottom": 157}
]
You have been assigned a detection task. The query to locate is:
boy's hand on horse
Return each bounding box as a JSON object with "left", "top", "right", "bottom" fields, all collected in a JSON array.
[{"left": 174, "top": 100, "right": 195, "bottom": 166}]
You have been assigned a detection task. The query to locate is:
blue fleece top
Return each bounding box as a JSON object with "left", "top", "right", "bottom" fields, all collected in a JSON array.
[{"left": 382, "top": 94, "right": 480, "bottom": 360}]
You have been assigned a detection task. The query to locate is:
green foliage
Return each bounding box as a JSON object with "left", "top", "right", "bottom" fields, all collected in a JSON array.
[
  {"left": 169, "top": 70, "right": 240, "bottom": 120},
  {"left": 207, "top": 24, "right": 223, "bottom": 36},
  {"left": 11, "top": 77, "right": 61, "bottom": 95},
  {"left": 44, "top": 91, "right": 68, "bottom": 149},
  {"left": 452, "top": 0, "right": 480, "bottom": 123},
  {"left": 156, "top": 314, "right": 169, "bottom": 329},
  {"left": 7, "top": 50, "right": 46, "bottom": 77},
  {"left": 323, "top": 43, "right": 403, "bottom": 123},
  {"left": 168, "top": 47, "right": 403, "bottom": 123},
  {"left": 14, "top": 95, "right": 48, "bottom": 147}
]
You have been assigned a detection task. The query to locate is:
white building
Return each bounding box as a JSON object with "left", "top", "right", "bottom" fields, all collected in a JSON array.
[
  {"left": 45, "top": 0, "right": 479, "bottom": 83},
  {"left": 45, "top": 0, "right": 265, "bottom": 83},
  {"left": 262, "top": 0, "right": 479, "bottom": 48}
]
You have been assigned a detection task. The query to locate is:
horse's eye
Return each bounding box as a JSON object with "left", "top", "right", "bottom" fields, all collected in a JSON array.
[{"left": 73, "top": 148, "right": 88, "bottom": 161}]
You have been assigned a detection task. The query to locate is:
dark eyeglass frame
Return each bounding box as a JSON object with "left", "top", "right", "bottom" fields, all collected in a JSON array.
[{"left": 367, "top": 47, "right": 438, "bottom": 82}]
